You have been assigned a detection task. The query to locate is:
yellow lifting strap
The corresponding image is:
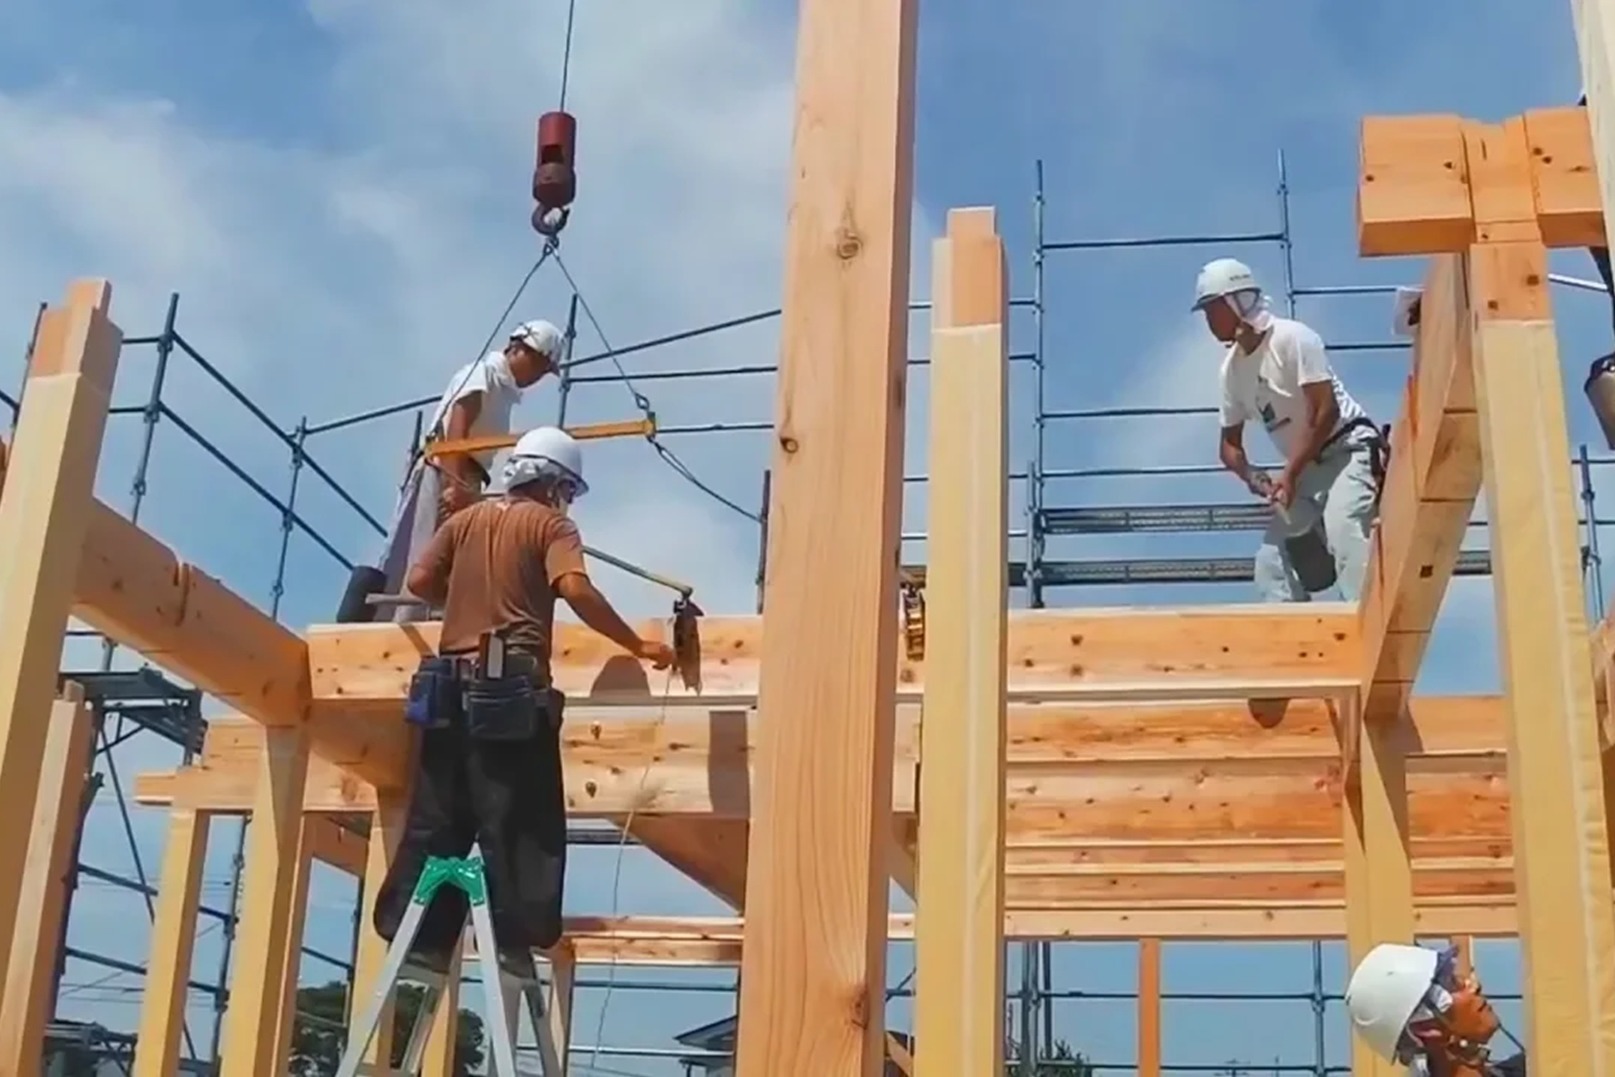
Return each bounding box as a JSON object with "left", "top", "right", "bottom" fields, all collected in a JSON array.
[{"left": 421, "top": 416, "right": 656, "bottom": 462}]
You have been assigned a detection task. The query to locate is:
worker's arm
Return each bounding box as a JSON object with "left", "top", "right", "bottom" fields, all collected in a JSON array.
[
  {"left": 1218, "top": 423, "right": 1255, "bottom": 486},
  {"left": 556, "top": 573, "right": 662, "bottom": 659},
  {"left": 1283, "top": 328, "right": 1344, "bottom": 479},
  {"left": 438, "top": 392, "right": 486, "bottom": 501},
  {"left": 405, "top": 515, "right": 464, "bottom": 606},
  {"left": 544, "top": 518, "right": 671, "bottom": 665},
  {"left": 1283, "top": 382, "right": 1340, "bottom": 478}
]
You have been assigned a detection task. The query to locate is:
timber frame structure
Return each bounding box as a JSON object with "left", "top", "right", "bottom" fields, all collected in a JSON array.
[{"left": 7, "top": 6, "right": 1615, "bottom": 1077}]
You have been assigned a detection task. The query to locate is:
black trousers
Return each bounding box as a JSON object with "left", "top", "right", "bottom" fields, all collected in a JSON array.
[{"left": 372, "top": 690, "right": 568, "bottom": 952}]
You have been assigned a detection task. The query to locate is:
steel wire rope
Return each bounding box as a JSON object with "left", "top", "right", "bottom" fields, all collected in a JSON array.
[{"left": 548, "top": 248, "right": 763, "bottom": 525}]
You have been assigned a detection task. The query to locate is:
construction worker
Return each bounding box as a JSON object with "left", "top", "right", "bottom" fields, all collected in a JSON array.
[
  {"left": 335, "top": 319, "right": 566, "bottom": 623},
  {"left": 373, "top": 426, "right": 676, "bottom": 971},
  {"left": 1345, "top": 942, "right": 1526, "bottom": 1075},
  {"left": 1198, "top": 257, "right": 1386, "bottom": 602}
]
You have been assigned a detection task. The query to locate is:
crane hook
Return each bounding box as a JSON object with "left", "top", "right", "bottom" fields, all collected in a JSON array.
[{"left": 532, "top": 110, "right": 578, "bottom": 239}]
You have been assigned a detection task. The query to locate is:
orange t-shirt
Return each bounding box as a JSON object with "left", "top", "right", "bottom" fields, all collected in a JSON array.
[{"left": 410, "top": 498, "right": 588, "bottom": 674}]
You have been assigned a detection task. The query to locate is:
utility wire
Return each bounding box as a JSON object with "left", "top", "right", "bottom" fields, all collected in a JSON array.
[{"left": 549, "top": 249, "right": 764, "bottom": 525}]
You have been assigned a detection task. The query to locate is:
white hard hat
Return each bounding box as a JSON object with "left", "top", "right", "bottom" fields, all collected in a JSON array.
[
  {"left": 1193, "top": 257, "right": 1262, "bottom": 311},
  {"left": 509, "top": 319, "right": 564, "bottom": 358},
  {"left": 508, "top": 425, "right": 588, "bottom": 497},
  {"left": 1345, "top": 943, "right": 1440, "bottom": 1060}
]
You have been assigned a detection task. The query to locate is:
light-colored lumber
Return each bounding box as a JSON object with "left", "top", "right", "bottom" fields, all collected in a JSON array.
[
  {"left": 731, "top": 0, "right": 919, "bottom": 1068},
  {"left": 218, "top": 724, "right": 311, "bottom": 1076},
  {"left": 1357, "top": 107, "right": 1603, "bottom": 254},
  {"left": 0, "top": 280, "right": 121, "bottom": 982},
  {"left": 1344, "top": 704, "right": 1416, "bottom": 1077},
  {"left": 270, "top": 819, "right": 318, "bottom": 1074},
  {"left": 132, "top": 808, "right": 212, "bottom": 1077},
  {"left": 350, "top": 792, "right": 407, "bottom": 1068},
  {"left": 913, "top": 205, "right": 1009, "bottom": 1077},
  {"left": 1465, "top": 113, "right": 1615, "bottom": 1070},
  {"left": 544, "top": 946, "right": 575, "bottom": 1076},
  {"left": 1355, "top": 246, "right": 1481, "bottom": 732},
  {"left": 0, "top": 685, "right": 95, "bottom": 1074},
  {"left": 306, "top": 605, "right": 1363, "bottom": 720}
]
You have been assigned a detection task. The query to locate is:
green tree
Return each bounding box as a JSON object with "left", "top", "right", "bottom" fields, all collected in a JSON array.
[{"left": 290, "top": 979, "right": 486, "bottom": 1076}]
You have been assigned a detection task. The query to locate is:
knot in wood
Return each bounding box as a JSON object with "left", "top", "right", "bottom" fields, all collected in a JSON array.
[
  {"left": 835, "top": 227, "right": 863, "bottom": 260},
  {"left": 778, "top": 434, "right": 800, "bottom": 454}
]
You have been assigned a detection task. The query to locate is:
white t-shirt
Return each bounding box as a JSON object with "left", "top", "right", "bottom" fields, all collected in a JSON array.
[
  {"left": 423, "top": 350, "right": 525, "bottom": 473},
  {"left": 1218, "top": 316, "right": 1368, "bottom": 458}
]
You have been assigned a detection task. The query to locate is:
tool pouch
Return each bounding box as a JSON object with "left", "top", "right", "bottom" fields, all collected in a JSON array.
[
  {"left": 463, "top": 676, "right": 546, "bottom": 741},
  {"left": 404, "top": 656, "right": 461, "bottom": 729}
]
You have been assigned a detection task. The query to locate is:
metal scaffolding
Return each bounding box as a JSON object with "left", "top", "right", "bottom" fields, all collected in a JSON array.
[{"left": 7, "top": 146, "right": 1595, "bottom": 1073}]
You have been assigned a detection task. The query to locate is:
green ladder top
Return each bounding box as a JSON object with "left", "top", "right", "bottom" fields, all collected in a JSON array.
[{"left": 411, "top": 855, "right": 491, "bottom": 906}]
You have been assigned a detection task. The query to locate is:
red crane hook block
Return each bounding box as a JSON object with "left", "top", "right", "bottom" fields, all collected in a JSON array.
[{"left": 531, "top": 110, "right": 577, "bottom": 237}]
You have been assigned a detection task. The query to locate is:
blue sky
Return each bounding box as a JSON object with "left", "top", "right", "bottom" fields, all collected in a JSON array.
[{"left": 0, "top": 0, "right": 1601, "bottom": 1071}]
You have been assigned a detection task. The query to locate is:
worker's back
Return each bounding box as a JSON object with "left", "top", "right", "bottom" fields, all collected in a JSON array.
[{"left": 432, "top": 498, "right": 587, "bottom": 673}]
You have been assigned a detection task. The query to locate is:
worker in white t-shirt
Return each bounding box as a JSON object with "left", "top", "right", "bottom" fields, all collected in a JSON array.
[
  {"left": 1196, "top": 258, "right": 1386, "bottom": 602},
  {"left": 334, "top": 319, "right": 565, "bottom": 623}
]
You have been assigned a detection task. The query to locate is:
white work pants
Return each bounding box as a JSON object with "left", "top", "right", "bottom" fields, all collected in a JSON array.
[{"left": 1252, "top": 444, "right": 1379, "bottom": 603}]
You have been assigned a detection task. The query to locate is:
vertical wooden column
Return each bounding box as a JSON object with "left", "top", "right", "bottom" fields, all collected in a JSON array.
[
  {"left": 1467, "top": 115, "right": 1615, "bottom": 1068},
  {"left": 421, "top": 939, "right": 464, "bottom": 1077},
  {"left": 912, "top": 206, "right": 1008, "bottom": 1077},
  {"left": 1137, "top": 939, "right": 1161, "bottom": 1077},
  {"left": 1342, "top": 704, "right": 1414, "bottom": 1077},
  {"left": 132, "top": 807, "right": 213, "bottom": 1077},
  {"left": 543, "top": 946, "right": 576, "bottom": 1075},
  {"left": 0, "top": 280, "right": 122, "bottom": 980},
  {"left": 218, "top": 724, "right": 311, "bottom": 1076},
  {"left": 731, "top": 0, "right": 919, "bottom": 1070},
  {"left": 0, "top": 684, "right": 96, "bottom": 1073},
  {"left": 350, "top": 791, "right": 408, "bottom": 1066},
  {"left": 270, "top": 818, "right": 318, "bottom": 1072}
]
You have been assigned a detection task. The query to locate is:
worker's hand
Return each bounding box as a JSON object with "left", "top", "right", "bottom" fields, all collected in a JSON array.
[
  {"left": 635, "top": 639, "right": 677, "bottom": 670},
  {"left": 1245, "top": 470, "right": 1274, "bottom": 499},
  {"left": 438, "top": 480, "right": 479, "bottom": 518},
  {"left": 1268, "top": 469, "right": 1297, "bottom": 510}
]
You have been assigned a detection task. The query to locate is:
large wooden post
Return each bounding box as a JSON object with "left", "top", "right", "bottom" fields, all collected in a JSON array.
[
  {"left": 732, "top": 0, "right": 919, "bottom": 1069},
  {"left": 132, "top": 807, "right": 213, "bottom": 1077},
  {"left": 0, "top": 684, "right": 96, "bottom": 1073},
  {"left": 912, "top": 207, "right": 1009, "bottom": 1077},
  {"left": 0, "top": 280, "right": 122, "bottom": 980}
]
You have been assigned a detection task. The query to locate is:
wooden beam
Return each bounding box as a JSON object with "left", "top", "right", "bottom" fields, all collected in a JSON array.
[
  {"left": 135, "top": 697, "right": 1510, "bottom": 825},
  {"left": 913, "top": 205, "right": 1009, "bottom": 1077},
  {"left": 1467, "top": 114, "right": 1615, "bottom": 1069},
  {"left": 1356, "top": 107, "right": 1604, "bottom": 254},
  {"left": 131, "top": 808, "right": 212, "bottom": 1077},
  {"left": 550, "top": 902, "right": 1518, "bottom": 966},
  {"left": 0, "top": 281, "right": 121, "bottom": 983},
  {"left": 218, "top": 724, "right": 310, "bottom": 1077},
  {"left": 731, "top": 0, "right": 919, "bottom": 1068},
  {"left": 1355, "top": 248, "right": 1481, "bottom": 731},
  {"left": 0, "top": 685, "right": 95, "bottom": 1075},
  {"left": 306, "top": 605, "right": 1363, "bottom": 721}
]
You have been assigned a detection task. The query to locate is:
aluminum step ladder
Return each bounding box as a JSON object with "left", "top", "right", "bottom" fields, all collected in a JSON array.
[{"left": 334, "top": 854, "right": 563, "bottom": 1076}]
